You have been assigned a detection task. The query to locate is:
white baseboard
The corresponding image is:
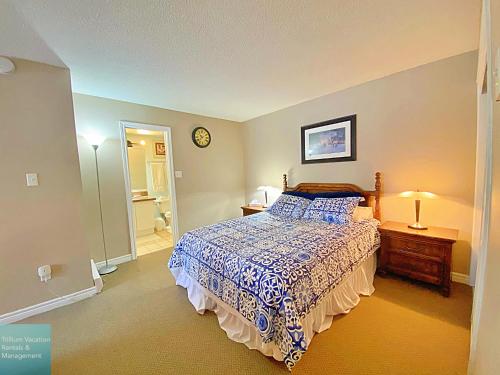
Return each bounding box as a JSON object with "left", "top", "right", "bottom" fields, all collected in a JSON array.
[
  {"left": 452, "top": 272, "right": 471, "bottom": 285},
  {"left": 91, "top": 259, "right": 103, "bottom": 293},
  {"left": 0, "top": 287, "right": 97, "bottom": 324},
  {"left": 95, "top": 254, "right": 132, "bottom": 268}
]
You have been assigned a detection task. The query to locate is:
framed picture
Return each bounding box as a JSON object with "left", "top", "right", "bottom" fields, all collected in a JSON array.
[
  {"left": 155, "top": 142, "right": 166, "bottom": 156},
  {"left": 301, "top": 115, "right": 356, "bottom": 164}
]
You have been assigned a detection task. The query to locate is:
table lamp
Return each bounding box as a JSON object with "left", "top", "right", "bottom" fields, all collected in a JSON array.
[
  {"left": 400, "top": 190, "right": 436, "bottom": 230},
  {"left": 257, "top": 186, "right": 272, "bottom": 207}
]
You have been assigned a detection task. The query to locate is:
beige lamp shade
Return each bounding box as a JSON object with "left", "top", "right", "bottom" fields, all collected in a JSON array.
[{"left": 399, "top": 190, "right": 437, "bottom": 199}]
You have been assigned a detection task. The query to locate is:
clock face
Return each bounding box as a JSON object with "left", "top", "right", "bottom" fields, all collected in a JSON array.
[{"left": 192, "top": 127, "right": 211, "bottom": 148}]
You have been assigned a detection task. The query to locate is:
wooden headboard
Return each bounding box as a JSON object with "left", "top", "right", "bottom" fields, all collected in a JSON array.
[{"left": 282, "top": 172, "right": 382, "bottom": 221}]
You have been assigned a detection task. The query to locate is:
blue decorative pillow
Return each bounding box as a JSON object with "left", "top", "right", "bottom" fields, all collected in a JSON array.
[
  {"left": 267, "top": 194, "right": 311, "bottom": 219},
  {"left": 283, "top": 191, "right": 363, "bottom": 200},
  {"left": 303, "top": 197, "right": 362, "bottom": 224}
]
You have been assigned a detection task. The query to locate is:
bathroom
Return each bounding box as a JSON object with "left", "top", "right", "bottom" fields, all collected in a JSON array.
[{"left": 125, "top": 128, "right": 174, "bottom": 256}]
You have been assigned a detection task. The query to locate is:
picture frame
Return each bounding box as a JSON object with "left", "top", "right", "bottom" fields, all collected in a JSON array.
[
  {"left": 155, "top": 142, "right": 166, "bottom": 156},
  {"left": 301, "top": 114, "right": 356, "bottom": 164}
]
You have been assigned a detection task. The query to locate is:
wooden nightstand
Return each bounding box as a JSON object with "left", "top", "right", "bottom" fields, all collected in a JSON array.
[
  {"left": 241, "top": 205, "right": 266, "bottom": 216},
  {"left": 378, "top": 221, "right": 458, "bottom": 297}
]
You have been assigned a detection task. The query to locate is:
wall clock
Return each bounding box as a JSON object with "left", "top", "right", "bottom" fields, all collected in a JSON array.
[{"left": 192, "top": 126, "right": 211, "bottom": 148}]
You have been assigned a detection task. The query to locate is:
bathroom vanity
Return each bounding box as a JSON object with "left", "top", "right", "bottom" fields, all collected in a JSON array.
[{"left": 132, "top": 196, "right": 156, "bottom": 236}]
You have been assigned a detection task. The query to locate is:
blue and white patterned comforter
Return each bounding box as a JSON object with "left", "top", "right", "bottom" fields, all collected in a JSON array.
[{"left": 168, "top": 212, "right": 380, "bottom": 369}]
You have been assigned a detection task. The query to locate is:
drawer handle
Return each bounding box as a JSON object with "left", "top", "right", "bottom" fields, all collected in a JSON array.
[{"left": 394, "top": 248, "right": 442, "bottom": 263}]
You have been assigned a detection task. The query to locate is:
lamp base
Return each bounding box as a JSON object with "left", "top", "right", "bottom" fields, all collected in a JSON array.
[
  {"left": 98, "top": 264, "right": 118, "bottom": 275},
  {"left": 408, "top": 223, "right": 428, "bottom": 230}
]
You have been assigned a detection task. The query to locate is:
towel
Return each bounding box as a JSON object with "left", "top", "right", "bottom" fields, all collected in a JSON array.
[{"left": 150, "top": 162, "right": 167, "bottom": 192}]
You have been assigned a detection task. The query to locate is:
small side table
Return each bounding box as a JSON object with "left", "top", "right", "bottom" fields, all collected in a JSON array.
[
  {"left": 241, "top": 205, "right": 266, "bottom": 216},
  {"left": 378, "top": 221, "right": 458, "bottom": 297}
]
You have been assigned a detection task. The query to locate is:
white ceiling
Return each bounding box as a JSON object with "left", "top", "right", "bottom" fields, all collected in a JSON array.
[{"left": 6, "top": 0, "right": 481, "bottom": 122}]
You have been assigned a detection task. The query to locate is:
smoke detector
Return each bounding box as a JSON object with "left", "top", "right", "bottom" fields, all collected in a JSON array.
[{"left": 0, "top": 57, "right": 15, "bottom": 74}]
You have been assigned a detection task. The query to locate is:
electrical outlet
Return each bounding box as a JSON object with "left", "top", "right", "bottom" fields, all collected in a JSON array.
[
  {"left": 26, "top": 173, "right": 39, "bottom": 187},
  {"left": 38, "top": 265, "right": 51, "bottom": 282},
  {"left": 175, "top": 170, "right": 183, "bottom": 178}
]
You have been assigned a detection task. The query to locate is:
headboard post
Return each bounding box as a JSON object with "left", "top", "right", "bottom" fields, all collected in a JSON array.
[
  {"left": 374, "top": 172, "right": 381, "bottom": 221},
  {"left": 283, "top": 174, "right": 288, "bottom": 192}
]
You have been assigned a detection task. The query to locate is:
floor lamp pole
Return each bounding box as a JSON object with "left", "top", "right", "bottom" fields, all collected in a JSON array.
[{"left": 93, "top": 144, "right": 117, "bottom": 275}]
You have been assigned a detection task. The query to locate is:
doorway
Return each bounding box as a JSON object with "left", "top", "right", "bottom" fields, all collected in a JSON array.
[{"left": 119, "top": 121, "right": 179, "bottom": 259}]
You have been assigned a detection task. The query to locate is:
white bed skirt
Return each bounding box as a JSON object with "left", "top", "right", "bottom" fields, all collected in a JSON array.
[{"left": 170, "top": 254, "right": 376, "bottom": 362}]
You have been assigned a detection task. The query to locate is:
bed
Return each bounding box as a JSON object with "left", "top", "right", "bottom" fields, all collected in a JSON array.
[{"left": 168, "top": 173, "right": 381, "bottom": 370}]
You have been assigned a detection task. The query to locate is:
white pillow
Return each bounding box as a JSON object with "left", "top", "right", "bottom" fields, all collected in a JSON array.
[{"left": 352, "top": 206, "right": 374, "bottom": 222}]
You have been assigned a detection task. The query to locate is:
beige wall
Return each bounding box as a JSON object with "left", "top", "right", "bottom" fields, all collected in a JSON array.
[
  {"left": 472, "top": 1, "right": 500, "bottom": 373},
  {"left": 244, "top": 52, "right": 477, "bottom": 275},
  {"left": 73, "top": 94, "right": 245, "bottom": 261},
  {"left": 0, "top": 59, "right": 93, "bottom": 315}
]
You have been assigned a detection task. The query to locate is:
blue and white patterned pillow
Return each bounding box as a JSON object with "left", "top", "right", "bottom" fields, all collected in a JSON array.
[
  {"left": 267, "top": 194, "right": 311, "bottom": 219},
  {"left": 303, "top": 197, "right": 362, "bottom": 224}
]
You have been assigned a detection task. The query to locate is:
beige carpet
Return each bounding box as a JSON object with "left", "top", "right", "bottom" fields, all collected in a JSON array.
[{"left": 22, "top": 249, "right": 472, "bottom": 374}]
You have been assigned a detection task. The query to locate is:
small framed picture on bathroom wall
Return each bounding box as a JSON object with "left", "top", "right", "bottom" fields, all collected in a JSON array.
[{"left": 155, "top": 142, "right": 166, "bottom": 156}]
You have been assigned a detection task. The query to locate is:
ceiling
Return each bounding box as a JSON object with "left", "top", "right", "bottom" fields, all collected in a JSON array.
[
  {"left": 125, "top": 128, "right": 163, "bottom": 136},
  {"left": 5, "top": 0, "right": 481, "bottom": 122}
]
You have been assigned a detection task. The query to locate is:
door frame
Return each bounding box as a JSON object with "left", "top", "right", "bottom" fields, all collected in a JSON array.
[
  {"left": 119, "top": 120, "right": 180, "bottom": 260},
  {"left": 468, "top": 0, "right": 493, "bottom": 371}
]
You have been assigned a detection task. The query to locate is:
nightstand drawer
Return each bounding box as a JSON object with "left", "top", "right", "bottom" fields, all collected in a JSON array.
[
  {"left": 388, "top": 236, "right": 443, "bottom": 260},
  {"left": 386, "top": 251, "right": 442, "bottom": 284}
]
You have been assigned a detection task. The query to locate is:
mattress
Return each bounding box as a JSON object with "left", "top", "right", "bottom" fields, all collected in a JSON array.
[{"left": 168, "top": 212, "right": 380, "bottom": 369}]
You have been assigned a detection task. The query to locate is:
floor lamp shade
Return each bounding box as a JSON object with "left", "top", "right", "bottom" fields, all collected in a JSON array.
[{"left": 84, "top": 132, "right": 105, "bottom": 147}]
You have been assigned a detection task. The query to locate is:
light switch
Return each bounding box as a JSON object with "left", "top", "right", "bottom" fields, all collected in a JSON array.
[
  {"left": 175, "top": 171, "right": 183, "bottom": 178},
  {"left": 26, "top": 173, "right": 39, "bottom": 186}
]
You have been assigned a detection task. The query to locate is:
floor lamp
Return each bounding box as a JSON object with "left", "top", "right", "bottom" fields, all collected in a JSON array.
[{"left": 85, "top": 134, "right": 117, "bottom": 275}]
